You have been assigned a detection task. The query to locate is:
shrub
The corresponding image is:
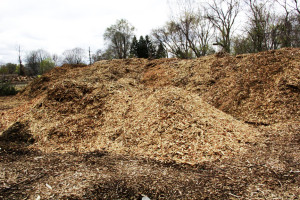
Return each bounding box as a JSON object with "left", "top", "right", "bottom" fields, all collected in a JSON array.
[{"left": 0, "top": 81, "right": 18, "bottom": 96}]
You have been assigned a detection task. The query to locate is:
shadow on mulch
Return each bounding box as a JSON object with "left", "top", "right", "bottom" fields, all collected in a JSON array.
[
  {"left": 0, "top": 121, "right": 36, "bottom": 158},
  {"left": 65, "top": 130, "right": 299, "bottom": 200},
  {"left": 0, "top": 129, "right": 299, "bottom": 200}
]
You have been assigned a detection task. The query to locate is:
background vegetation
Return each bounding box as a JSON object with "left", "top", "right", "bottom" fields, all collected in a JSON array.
[{"left": 1, "top": 0, "right": 299, "bottom": 76}]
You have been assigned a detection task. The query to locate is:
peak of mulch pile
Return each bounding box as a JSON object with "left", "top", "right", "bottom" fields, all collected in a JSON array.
[
  {"left": 202, "top": 48, "right": 300, "bottom": 124},
  {"left": 1, "top": 48, "right": 299, "bottom": 164},
  {"left": 140, "top": 48, "right": 299, "bottom": 124}
]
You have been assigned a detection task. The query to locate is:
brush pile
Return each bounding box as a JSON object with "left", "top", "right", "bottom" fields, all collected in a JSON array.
[{"left": 1, "top": 48, "right": 299, "bottom": 164}]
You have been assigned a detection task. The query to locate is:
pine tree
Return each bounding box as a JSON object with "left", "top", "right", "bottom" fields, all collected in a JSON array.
[
  {"left": 145, "top": 35, "right": 156, "bottom": 59},
  {"left": 137, "top": 36, "right": 148, "bottom": 58},
  {"left": 155, "top": 42, "right": 167, "bottom": 59},
  {"left": 130, "top": 36, "right": 138, "bottom": 58}
]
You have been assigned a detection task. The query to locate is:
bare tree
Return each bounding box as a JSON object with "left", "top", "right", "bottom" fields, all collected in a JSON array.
[
  {"left": 92, "top": 49, "right": 103, "bottom": 62},
  {"left": 62, "top": 48, "right": 86, "bottom": 64},
  {"left": 52, "top": 54, "right": 60, "bottom": 66},
  {"left": 36, "top": 49, "right": 51, "bottom": 64},
  {"left": 206, "top": 0, "right": 240, "bottom": 53},
  {"left": 170, "top": 0, "right": 194, "bottom": 58},
  {"left": 152, "top": 21, "right": 191, "bottom": 58},
  {"left": 152, "top": 0, "right": 214, "bottom": 58},
  {"left": 152, "top": 21, "right": 190, "bottom": 59},
  {"left": 294, "top": 0, "right": 300, "bottom": 14},
  {"left": 275, "top": 0, "right": 300, "bottom": 47},
  {"left": 183, "top": 12, "right": 214, "bottom": 57},
  {"left": 283, "top": 0, "right": 300, "bottom": 14},
  {"left": 245, "top": 0, "right": 272, "bottom": 51},
  {"left": 25, "top": 49, "right": 54, "bottom": 75},
  {"left": 104, "top": 19, "right": 135, "bottom": 59},
  {"left": 25, "top": 51, "right": 39, "bottom": 75}
]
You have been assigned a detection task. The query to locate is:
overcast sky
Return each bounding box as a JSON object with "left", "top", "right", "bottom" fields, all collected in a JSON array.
[{"left": 0, "top": 0, "right": 171, "bottom": 64}]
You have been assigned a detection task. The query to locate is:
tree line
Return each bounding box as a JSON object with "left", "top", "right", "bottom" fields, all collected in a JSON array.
[
  {"left": 1, "top": 0, "right": 299, "bottom": 76},
  {"left": 0, "top": 47, "right": 93, "bottom": 76},
  {"left": 96, "top": 0, "right": 300, "bottom": 60}
]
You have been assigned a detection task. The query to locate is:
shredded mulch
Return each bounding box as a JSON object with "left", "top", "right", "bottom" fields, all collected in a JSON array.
[
  {"left": 203, "top": 48, "right": 300, "bottom": 124},
  {"left": 0, "top": 123, "right": 298, "bottom": 199},
  {"left": 0, "top": 48, "right": 299, "bottom": 199}
]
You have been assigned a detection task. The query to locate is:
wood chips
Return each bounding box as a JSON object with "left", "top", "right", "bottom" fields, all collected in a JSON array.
[{"left": 1, "top": 48, "right": 299, "bottom": 165}]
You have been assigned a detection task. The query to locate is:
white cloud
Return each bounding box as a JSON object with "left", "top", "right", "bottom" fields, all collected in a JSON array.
[{"left": 0, "top": 0, "right": 169, "bottom": 63}]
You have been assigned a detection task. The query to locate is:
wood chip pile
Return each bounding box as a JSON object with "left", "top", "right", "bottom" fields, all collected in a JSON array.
[
  {"left": 202, "top": 48, "right": 300, "bottom": 124},
  {"left": 1, "top": 48, "right": 299, "bottom": 164}
]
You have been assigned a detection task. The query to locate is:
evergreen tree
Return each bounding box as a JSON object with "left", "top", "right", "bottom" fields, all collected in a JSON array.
[
  {"left": 131, "top": 35, "right": 162, "bottom": 59},
  {"left": 130, "top": 36, "right": 138, "bottom": 57},
  {"left": 155, "top": 42, "right": 167, "bottom": 58},
  {"left": 137, "top": 36, "right": 148, "bottom": 58},
  {"left": 145, "top": 35, "right": 156, "bottom": 59}
]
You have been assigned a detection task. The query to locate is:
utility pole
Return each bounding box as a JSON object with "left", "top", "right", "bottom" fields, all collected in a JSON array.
[
  {"left": 18, "top": 45, "right": 25, "bottom": 76},
  {"left": 89, "top": 47, "right": 92, "bottom": 65}
]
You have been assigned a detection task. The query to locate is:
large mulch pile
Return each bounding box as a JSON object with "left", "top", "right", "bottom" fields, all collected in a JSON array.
[
  {"left": 138, "top": 48, "right": 300, "bottom": 124},
  {"left": 0, "top": 48, "right": 299, "bottom": 199},
  {"left": 202, "top": 48, "right": 300, "bottom": 124},
  {"left": 1, "top": 61, "right": 259, "bottom": 164},
  {"left": 1, "top": 48, "right": 299, "bottom": 164}
]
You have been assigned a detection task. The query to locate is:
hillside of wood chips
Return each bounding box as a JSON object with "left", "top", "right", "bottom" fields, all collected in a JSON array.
[
  {"left": 0, "top": 48, "right": 299, "bottom": 199},
  {"left": 1, "top": 48, "right": 299, "bottom": 165}
]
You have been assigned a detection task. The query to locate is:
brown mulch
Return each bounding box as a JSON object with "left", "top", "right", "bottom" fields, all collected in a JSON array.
[
  {"left": 202, "top": 48, "right": 300, "bottom": 124},
  {"left": 1, "top": 65, "right": 260, "bottom": 164},
  {"left": 0, "top": 122, "right": 298, "bottom": 199},
  {"left": 0, "top": 48, "right": 299, "bottom": 199}
]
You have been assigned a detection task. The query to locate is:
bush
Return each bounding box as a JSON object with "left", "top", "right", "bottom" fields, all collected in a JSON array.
[{"left": 0, "top": 81, "right": 18, "bottom": 96}]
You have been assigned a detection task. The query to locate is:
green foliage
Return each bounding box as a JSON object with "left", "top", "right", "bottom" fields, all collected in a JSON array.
[
  {"left": 26, "top": 49, "right": 56, "bottom": 75},
  {"left": 40, "top": 58, "right": 55, "bottom": 74},
  {"left": 6, "top": 63, "right": 17, "bottom": 74},
  {"left": 145, "top": 35, "right": 156, "bottom": 58},
  {"left": 0, "top": 81, "right": 17, "bottom": 96},
  {"left": 130, "top": 35, "right": 160, "bottom": 59},
  {"left": 155, "top": 42, "right": 167, "bottom": 59},
  {"left": 0, "top": 66, "right": 8, "bottom": 74},
  {"left": 232, "top": 36, "right": 254, "bottom": 55},
  {"left": 137, "top": 36, "right": 148, "bottom": 58},
  {"left": 15, "top": 65, "right": 20, "bottom": 74},
  {"left": 0, "top": 63, "right": 17, "bottom": 74},
  {"left": 130, "top": 36, "right": 139, "bottom": 58}
]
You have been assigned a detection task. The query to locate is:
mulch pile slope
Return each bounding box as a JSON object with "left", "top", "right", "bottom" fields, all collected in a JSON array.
[
  {"left": 202, "top": 48, "right": 300, "bottom": 124},
  {"left": 0, "top": 48, "right": 299, "bottom": 199},
  {"left": 1, "top": 48, "right": 299, "bottom": 165}
]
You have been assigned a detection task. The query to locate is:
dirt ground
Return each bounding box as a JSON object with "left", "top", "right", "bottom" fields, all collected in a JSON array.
[{"left": 0, "top": 48, "right": 299, "bottom": 199}]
